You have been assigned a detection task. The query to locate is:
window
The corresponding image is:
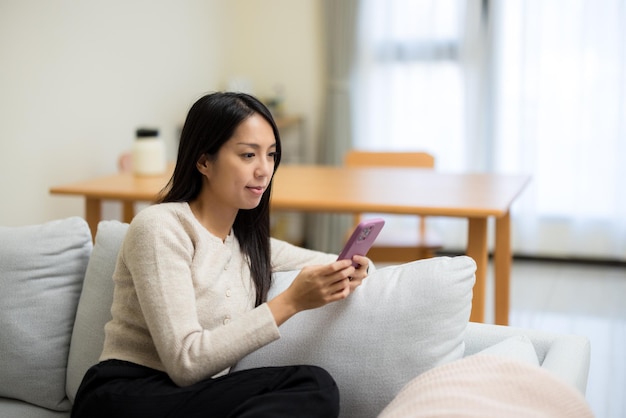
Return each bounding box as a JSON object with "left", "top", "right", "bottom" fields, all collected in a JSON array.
[
  {"left": 353, "top": 0, "right": 626, "bottom": 260},
  {"left": 353, "top": 0, "right": 471, "bottom": 171}
]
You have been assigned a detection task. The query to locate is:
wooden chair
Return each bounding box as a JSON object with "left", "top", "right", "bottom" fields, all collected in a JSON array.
[{"left": 344, "top": 150, "right": 443, "bottom": 262}]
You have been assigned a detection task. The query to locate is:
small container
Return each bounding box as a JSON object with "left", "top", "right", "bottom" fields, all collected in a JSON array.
[{"left": 132, "top": 128, "right": 166, "bottom": 176}]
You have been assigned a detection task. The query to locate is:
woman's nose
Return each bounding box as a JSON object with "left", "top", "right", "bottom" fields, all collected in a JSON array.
[{"left": 255, "top": 157, "right": 273, "bottom": 177}]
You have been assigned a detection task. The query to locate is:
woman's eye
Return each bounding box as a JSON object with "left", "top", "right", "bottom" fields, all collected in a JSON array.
[
  {"left": 242, "top": 152, "right": 255, "bottom": 159},
  {"left": 269, "top": 151, "right": 279, "bottom": 160}
]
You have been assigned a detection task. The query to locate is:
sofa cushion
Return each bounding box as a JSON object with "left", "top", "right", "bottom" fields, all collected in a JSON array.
[
  {"left": 0, "top": 397, "right": 71, "bottom": 418},
  {"left": 0, "top": 217, "right": 92, "bottom": 411},
  {"left": 233, "top": 256, "right": 476, "bottom": 418},
  {"left": 66, "top": 220, "right": 129, "bottom": 402}
]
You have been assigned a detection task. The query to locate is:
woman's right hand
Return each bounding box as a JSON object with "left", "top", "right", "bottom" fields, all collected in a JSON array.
[{"left": 267, "top": 259, "right": 356, "bottom": 327}]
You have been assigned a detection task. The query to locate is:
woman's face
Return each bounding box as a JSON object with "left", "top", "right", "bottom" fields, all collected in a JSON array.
[{"left": 198, "top": 113, "right": 277, "bottom": 213}]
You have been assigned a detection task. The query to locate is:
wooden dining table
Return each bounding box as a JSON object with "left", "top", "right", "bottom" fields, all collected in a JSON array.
[{"left": 50, "top": 164, "right": 530, "bottom": 325}]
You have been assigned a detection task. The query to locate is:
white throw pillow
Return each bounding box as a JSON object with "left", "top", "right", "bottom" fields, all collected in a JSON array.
[
  {"left": 233, "top": 256, "right": 476, "bottom": 418},
  {"left": 477, "top": 335, "right": 540, "bottom": 367},
  {"left": 0, "top": 217, "right": 92, "bottom": 411}
]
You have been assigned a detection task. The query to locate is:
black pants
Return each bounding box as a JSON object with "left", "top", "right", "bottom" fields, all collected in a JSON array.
[{"left": 71, "top": 360, "right": 340, "bottom": 418}]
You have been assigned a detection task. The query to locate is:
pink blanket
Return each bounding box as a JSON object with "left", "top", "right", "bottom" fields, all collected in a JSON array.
[{"left": 379, "top": 354, "right": 594, "bottom": 418}]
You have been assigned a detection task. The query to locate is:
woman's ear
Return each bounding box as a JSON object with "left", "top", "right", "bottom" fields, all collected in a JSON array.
[{"left": 196, "top": 153, "right": 212, "bottom": 177}]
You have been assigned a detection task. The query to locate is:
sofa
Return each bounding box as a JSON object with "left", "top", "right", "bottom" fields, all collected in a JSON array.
[{"left": 0, "top": 217, "right": 592, "bottom": 418}]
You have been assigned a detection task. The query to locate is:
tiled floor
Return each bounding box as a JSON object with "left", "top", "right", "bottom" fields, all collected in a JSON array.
[{"left": 484, "top": 259, "right": 626, "bottom": 418}]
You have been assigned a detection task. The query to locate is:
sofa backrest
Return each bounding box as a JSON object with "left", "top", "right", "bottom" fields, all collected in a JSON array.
[{"left": 65, "top": 220, "right": 129, "bottom": 403}]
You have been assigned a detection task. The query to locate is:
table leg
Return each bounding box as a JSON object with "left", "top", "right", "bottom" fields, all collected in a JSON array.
[
  {"left": 85, "top": 198, "right": 102, "bottom": 241},
  {"left": 122, "top": 201, "right": 135, "bottom": 224},
  {"left": 466, "top": 217, "right": 488, "bottom": 323},
  {"left": 494, "top": 211, "right": 511, "bottom": 325}
]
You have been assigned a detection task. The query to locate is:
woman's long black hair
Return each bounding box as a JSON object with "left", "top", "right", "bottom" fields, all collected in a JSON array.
[{"left": 158, "top": 92, "right": 282, "bottom": 306}]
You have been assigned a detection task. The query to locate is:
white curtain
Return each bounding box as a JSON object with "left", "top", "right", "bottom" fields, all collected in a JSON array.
[
  {"left": 353, "top": 0, "right": 476, "bottom": 170},
  {"left": 491, "top": 0, "right": 626, "bottom": 260},
  {"left": 307, "top": 0, "right": 361, "bottom": 253},
  {"left": 352, "top": 0, "right": 486, "bottom": 252},
  {"left": 352, "top": 0, "right": 626, "bottom": 261}
]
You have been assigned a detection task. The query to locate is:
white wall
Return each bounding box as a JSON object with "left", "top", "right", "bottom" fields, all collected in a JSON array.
[
  {"left": 225, "top": 0, "right": 326, "bottom": 160},
  {"left": 0, "top": 0, "right": 325, "bottom": 226}
]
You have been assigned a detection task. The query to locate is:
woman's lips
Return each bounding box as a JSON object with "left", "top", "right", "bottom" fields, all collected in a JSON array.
[{"left": 247, "top": 186, "right": 266, "bottom": 196}]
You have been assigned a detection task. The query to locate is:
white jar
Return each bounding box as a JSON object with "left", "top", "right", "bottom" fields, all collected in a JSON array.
[{"left": 132, "top": 128, "right": 166, "bottom": 176}]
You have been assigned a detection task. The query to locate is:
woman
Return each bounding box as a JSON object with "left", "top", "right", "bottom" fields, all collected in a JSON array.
[{"left": 71, "top": 92, "right": 369, "bottom": 417}]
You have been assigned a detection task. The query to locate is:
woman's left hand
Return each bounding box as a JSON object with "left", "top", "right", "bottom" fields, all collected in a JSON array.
[{"left": 347, "top": 255, "right": 370, "bottom": 290}]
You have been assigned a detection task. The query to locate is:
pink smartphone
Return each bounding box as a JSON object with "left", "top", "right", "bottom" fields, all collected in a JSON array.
[{"left": 337, "top": 218, "right": 385, "bottom": 267}]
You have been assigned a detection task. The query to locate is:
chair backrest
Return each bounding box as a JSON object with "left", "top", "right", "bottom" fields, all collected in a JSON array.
[
  {"left": 344, "top": 150, "right": 436, "bottom": 238},
  {"left": 344, "top": 150, "right": 435, "bottom": 169}
]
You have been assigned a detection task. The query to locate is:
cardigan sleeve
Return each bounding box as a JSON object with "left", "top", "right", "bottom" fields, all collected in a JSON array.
[{"left": 270, "top": 238, "right": 338, "bottom": 271}]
